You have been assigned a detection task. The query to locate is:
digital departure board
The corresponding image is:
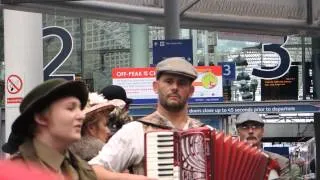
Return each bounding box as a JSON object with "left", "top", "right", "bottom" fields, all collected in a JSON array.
[{"left": 261, "top": 66, "right": 298, "bottom": 100}]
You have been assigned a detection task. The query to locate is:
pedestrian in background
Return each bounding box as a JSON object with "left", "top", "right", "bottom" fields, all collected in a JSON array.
[
  {"left": 236, "top": 111, "right": 290, "bottom": 179},
  {"left": 69, "top": 92, "right": 126, "bottom": 161},
  {"left": 290, "top": 157, "right": 306, "bottom": 179},
  {"left": 100, "top": 85, "right": 134, "bottom": 135}
]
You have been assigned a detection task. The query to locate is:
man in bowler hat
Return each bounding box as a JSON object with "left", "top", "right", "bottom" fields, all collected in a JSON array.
[{"left": 2, "top": 79, "right": 96, "bottom": 179}]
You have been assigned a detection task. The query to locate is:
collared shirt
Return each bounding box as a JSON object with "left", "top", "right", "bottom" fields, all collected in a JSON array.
[
  {"left": 153, "top": 111, "right": 192, "bottom": 130},
  {"left": 89, "top": 111, "right": 204, "bottom": 173},
  {"left": 89, "top": 121, "right": 144, "bottom": 172},
  {"left": 33, "top": 139, "right": 79, "bottom": 179},
  {"left": 10, "top": 138, "right": 96, "bottom": 180},
  {"left": 33, "top": 139, "right": 65, "bottom": 173}
]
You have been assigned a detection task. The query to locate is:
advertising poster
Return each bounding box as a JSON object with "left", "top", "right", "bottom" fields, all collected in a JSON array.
[{"left": 112, "top": 66, "right": 223, "bottom": 104}]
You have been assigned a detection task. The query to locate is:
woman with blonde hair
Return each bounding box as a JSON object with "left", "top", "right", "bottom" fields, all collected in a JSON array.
[{"left": 69, "top": 92, "right": 126, "bottom": 161}]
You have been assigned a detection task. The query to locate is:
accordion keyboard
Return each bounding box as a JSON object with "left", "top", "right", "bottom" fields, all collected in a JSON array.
[
  {"left": 145, "top": 128, "right": 279, "bottom": 180},
  {"left": 145, "top": 131, "right": 180, "bottom": 180}
]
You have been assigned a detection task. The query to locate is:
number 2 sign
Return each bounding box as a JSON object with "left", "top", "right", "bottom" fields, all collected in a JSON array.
[{"left": 43, "top": 26, "right": 75, "bottom": 80}]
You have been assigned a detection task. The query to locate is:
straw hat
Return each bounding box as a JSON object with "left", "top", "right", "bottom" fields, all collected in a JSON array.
[{"left": 84, "top": 92, "right": 126, "bottom": 117}]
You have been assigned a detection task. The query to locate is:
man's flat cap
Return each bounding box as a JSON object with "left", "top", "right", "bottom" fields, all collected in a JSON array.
[
  {"left": 236, "top": 112, "right": 264, "bottom": 125},
  {"left": 156, "top": 57, "right": 198, "bottom": 81}
]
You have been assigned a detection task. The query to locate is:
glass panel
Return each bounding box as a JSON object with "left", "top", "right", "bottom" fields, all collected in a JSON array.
[{"left": 41, "top": 14, "right": 313, "bottom": 104}]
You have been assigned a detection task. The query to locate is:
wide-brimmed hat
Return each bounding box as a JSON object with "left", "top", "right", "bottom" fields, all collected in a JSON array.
[
  {"left": 3, "top": 79, "right": 88, "bottom": 154},
  {"left": 1, "top": 132, "right": 24, "bottom": 154},
  {"left": 100, "top": 85, "right": 132, "bottom": 105},
  {"left": 12, "top": 78, "right": 88, "bottom": 136},
  {"left": 84, "top": 92, "right": 126, "bottom": 117},
  {"left": 156, "top": 57, "right": 198, "bottom": 81}
]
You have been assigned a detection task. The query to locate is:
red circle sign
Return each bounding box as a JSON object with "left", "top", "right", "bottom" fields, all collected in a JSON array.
[{"left": 7, "top": 74, "right": 23, "bottom": 94}]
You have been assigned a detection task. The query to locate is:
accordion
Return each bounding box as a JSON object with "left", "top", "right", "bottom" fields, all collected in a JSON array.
[{"left": 144, "top": 127, "right": 280, "bottom": 180}]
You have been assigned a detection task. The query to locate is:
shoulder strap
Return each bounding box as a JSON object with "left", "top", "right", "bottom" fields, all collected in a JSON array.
[
  {"left": 136, "top": 118, "right": 206, "bottom": 130},
  {"left": 135, "top": 119, "right": 173, "bottom": 130},
  {"left": 188, "top": 118, "right": 206, "bottom": 128}
]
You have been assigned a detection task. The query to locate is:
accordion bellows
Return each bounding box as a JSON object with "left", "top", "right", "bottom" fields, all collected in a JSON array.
[{"left": 145, "top": 127, "right": 280, "bottom": 180}]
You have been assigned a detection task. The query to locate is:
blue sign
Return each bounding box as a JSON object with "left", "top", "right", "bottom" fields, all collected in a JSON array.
[
  {"left": 264, "top": 147, "right": 289, "bottom": 158},
  {"left": 200, "top": 119, "right": 221, "bottom": 129},
  {"left": 218, "top": 62, "right": 236, "bottom": 80},
  {"left": 152, "top": 39, "right": 193, "bottom": 65},
  {"left": 132, "top": 96, "right": 224, "bottom": 105},
  {"left": 188, "top": 104, "right": 320, "bottom": 115},
  {"left": 129, "top": 101, "right": 320, "bottom": 116}
]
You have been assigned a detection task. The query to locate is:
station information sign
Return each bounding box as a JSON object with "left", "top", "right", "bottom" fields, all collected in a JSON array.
[
  {"left": 152, "top": 39, "right": 193, "bottom": 65},
  {"left": 129, "top": 101, "right": 320, "bottom": 116},
  {"left": 112, "top": 66, "right": 223, "bottom": 104}
]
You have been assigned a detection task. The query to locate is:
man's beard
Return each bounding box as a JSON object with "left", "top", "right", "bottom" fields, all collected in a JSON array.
[{"left": 159, "top": 94, "right": 187, "bottom": 112}]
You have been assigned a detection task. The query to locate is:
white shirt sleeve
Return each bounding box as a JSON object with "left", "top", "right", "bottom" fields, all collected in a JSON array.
[{"left": 88, "top": 121, "right": 145, "bottom": 172}]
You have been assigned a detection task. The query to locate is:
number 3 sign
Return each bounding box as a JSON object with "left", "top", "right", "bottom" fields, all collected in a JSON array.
[
  {"left": 218, "top": 62, "right": 236, "bottom": 81},
  {"left": 43, "top": 26, "right": 75, "bottom": 80},
  {"left": 252, "top": 36, "right": 291, "bottom": 79}
]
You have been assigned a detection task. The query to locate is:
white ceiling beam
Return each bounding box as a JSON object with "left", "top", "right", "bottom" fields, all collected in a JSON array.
[{"left": 1, "top": 1, "right": 320, "bottom": 36}]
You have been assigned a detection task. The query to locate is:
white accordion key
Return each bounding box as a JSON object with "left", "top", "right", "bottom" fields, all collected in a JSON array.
[{"left": 146, "top": 131, "right": 179, "bottom": 179}]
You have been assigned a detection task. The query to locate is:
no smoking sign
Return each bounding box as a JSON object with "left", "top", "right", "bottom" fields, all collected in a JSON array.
[{"left": 7, "top": 74, "right": 23, "bottom": 94}]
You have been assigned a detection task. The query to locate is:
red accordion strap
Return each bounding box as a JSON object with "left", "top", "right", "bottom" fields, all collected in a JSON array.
[{"left": 264, "top": 159, "right": 281, "bottom": 180}]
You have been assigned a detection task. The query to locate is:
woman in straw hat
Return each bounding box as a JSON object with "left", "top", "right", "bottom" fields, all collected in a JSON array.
[
  {"left": 69, "top": 92, "right": 126, "bottom": 161},
  {"left": 2, "top": 79, "right": 96, "bottom": 179}
]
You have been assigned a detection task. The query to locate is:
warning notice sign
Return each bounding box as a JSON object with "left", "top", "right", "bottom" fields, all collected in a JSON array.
[
  {"left": 7, "top": 97, "right": 23, "bottom": 104},
  {"left": 6, "top": 74, "right": 23, "bottom": 104},
  {"left": 7, "top": 74, "right": 23, "bottom": 94}
]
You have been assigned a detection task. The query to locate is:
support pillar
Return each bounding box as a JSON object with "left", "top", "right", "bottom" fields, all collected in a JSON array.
[
  {"left": 164, "top": 0, "right": 180, "bottom": 40},
  {"left": 4, "top": 9, "right": 43, "bottom": 141},
  {"left": 130, "top": 24, "right": 149, "bottom": 67},
  {"left": 192, "top": 30, "right": 198, "bottom": 66}
]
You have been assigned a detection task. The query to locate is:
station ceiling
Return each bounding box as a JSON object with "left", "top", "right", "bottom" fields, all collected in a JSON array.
[{"left": 1, "top": 0, "right": 320, "bottom": 36}]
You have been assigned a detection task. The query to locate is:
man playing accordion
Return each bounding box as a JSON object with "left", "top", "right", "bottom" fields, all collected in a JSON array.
[
  {"left": 89, "top": 57, "right": 204, "bottom": 179},
  {"left": 89, "top": 57, "right": 284, "bottom": 180}
]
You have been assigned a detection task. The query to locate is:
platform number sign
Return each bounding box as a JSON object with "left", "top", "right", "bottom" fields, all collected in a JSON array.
[
  {"left": 43, "top": 26, "right": 75, "bottom": 80},
  {"left": 252, "top": 36, "right": 291, "bottom": 79},
  {"left": 218, "top": 62, "right": 236, "bottom": 80}
]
